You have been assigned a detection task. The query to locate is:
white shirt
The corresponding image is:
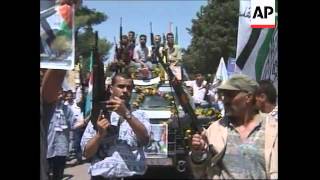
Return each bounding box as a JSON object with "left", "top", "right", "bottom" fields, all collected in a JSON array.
[
  {"left": 259, "top": 105, "right": 278, "bottom": 122},
  {"left": 133, "top": 45, "right": 151, "bottom": 63},
  {"left": 185, "top": 80, "right": 207, "bottom": 104},
  {"left": 65, "top": 101, "right": 83, "bottom": 128},
  {"left": 75, "top": 86, "right": 82, "bottom": 104},
  {"left": 269, "top": 105, "right": 278, "bottom": 121},
  {"left": 81, "top": 110, "right": 151, "bottom": 178}
]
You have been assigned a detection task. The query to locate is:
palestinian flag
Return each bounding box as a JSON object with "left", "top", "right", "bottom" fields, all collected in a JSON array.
[
  {"left": 235, "top": 0, "right": 278, "bottom": 91},
  {"left": 40, "top": 2, "right": 75, "bottom": 69},
  {"left": 55, "top": 4, "right": 73, "bottom": 38}
]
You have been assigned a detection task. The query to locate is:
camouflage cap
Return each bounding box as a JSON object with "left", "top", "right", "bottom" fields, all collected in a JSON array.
[{"left": 217, "top": 74, "right": 258, "bottom": 93}]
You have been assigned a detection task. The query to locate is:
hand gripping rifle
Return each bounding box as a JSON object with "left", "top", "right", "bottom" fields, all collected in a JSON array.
[
  {"left": 158, "top": 53, "right": 215, "bottom": 154},
  {"left": 120, "top": 17, "right": 123, "bottom": 42},
  {"left": 114, "top": 36, "right": 120, "bottom": 60},
  {"left": 111, "top": 17, "right": 123, "bottom": 73},
  {"left": 118, "top": 17, "right": 123, "bottom": 60},
  {"left": 162, "top": 33, "right": 166, "bottom": 48},
  {"left": 150, "top": 22, "right": 157, "bottom": 63},
  {"left": 91, "top": 31, "right": 111, "bottom": 131},
  {"left": 162, "top": 33, "right": 167, "bottom": 64},
  {"left": 150, "top": 22, "right": 154, "bottom": 47}
]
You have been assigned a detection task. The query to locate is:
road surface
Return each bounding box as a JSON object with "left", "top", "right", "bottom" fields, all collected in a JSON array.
[
  {"left": 63, "top": 159, "right": 91, "bottom": 180},
  {"left": 63, "top": 159, "right": 194, "bottom": 179}
]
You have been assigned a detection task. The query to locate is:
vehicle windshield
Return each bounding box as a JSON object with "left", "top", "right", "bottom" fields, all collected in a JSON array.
[
  {"left": 141, "top": 95, "right": 171, "bottom": 109},
  {"left": 130, "top": 91, "right": 178, "bottom": 110}
]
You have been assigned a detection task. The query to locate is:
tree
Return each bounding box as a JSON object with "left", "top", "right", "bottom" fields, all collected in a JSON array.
[
  {"left": 183, "top": 0, "right": 239, "bottom": 75},
  {"left": 74, "top": 6, "right": 112, "bottom": 78},
  {"left": 75, "top": 6, "right": 107, "bottom": 29}
]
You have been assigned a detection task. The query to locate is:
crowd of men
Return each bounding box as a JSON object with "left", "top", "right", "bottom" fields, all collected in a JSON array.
[
  {"left": 40, "top": 3, "right": 277, "bottom": 177},
  {"left": 111, "top": 31, "right": 182, "bottom": 80},
  {"left": 41, "top": 66, "right": 277, "bottom": 180},
  {"left": 41, "top": 0, "right": 277, "bottom": 178}
]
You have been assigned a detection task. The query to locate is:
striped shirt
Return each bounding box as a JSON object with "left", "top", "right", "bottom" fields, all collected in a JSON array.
[{"left": 47, "top": 101, "right": 74, "bottom": 158}]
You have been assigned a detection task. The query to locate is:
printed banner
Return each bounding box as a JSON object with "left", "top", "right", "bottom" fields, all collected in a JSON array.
[
  {"left": 40, "top": 2, "right": 75, "bottom": 70},
  {"left": 145, "top": 123, "right": 168, "bottom": 158},
  {"left": 235, "top": 0, "right": 278, "bottom": 91}
]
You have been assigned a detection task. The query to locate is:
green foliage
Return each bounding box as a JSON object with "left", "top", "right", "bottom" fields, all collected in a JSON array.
[
  {"left": 75, "top": 6, "right": 107, "bottom": 30},
  {"left": 76, "top": 27, "right": 111, "bottom": 59},
  {"left": 183, "top": 0, "right": 239, "bottom": 75},
  {"left": 74, "top": 6, "right": 112, "bottom": 78}
]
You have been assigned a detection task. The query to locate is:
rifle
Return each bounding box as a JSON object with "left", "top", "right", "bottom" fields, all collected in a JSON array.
[
  {"left": 158, "top": 53, "right": 215, "bottom": 153},
  {"left": 91, "top": 31, "right": 111, "bottom": 130},
  {"left": 120, "top": 17, "right": 123, "bottom": 42},
  {"left": 119, "top": 17, "right": 123, "bottom": 59},
  {"left": 158, "top": 57, "right": 200, "bottom": 133},
  {"left": 162, "top": 33, "right": 167, "bottom": 64},
  {"left": 150, "top": 22, "right": 154, "bottom": 47},
  {"left": 114, "top": 36, "right": 120, "bottom": 60},
  {"left": 118, "top": 17, "right": 123, "bottom": 56},
  {"left": 162, "top": 33, "right": 166, "bottom": 49},
  {"left": 112, "top": 17, "right": 123, "bottom": 73},
  {"left": 150, "top": 22, "right": 156, "bottom": 63},
  {"left": 204, "top": 74, "right": 213, "bottom": 105}
]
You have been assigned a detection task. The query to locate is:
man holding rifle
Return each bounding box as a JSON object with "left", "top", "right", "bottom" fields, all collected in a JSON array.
[
  {"left": 189, "top": 74, "right": 278, "bottom": 179},
  {"left": 81, "top": 73, "right": 151, "bottom": 180},
  {"left": 164, "top": 33, "right": 182, "bottom": 66},
  {"left": 163, "top": 33, "right": 182, "bottom": 80},
  {"left": 150, "top": 34, "right": 163, "bottom": 64}
]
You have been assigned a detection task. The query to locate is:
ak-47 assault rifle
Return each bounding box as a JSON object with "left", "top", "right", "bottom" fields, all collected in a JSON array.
[
  {"left": 150, "top": 22, "right": 161, "bottom": 63},
  {"left": 114, "top": 36, "right": 120, "bottom": 60},
  {"left": 111, "top": 17, "right": 124, "bottom": 73},
  {"left": 158, "top": 52, "right": 215, "bottom": 153},
  {"left": 91, "top": 31, "right": 112, "bottom": 131},
  {"left": 114, "top": 17, "right": 122, "bottom": 60},
  {"left": 162, "top": 33, "right": 167, "bottom": 64},
  {"left": 150, "top": 22, "right": 156, "bottom": 63},
  {"left": 118, "top": 17, "right": 123, "bottom": 60}
]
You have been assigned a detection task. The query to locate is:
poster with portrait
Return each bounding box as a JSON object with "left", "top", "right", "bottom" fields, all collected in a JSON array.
[
  {"left": 145, "top": 123, "right": 168, "bottom": 158},
  {"left": 40, "top": 1, "right": 75, "bottom": 70}
]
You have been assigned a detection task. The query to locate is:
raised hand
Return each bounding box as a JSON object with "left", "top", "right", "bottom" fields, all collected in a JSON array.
[
  {"left": 96, "top": 112, "right": 110, "bottom": 138},
  {"left": 106, "top": 96, "right": 128, "bottom": 118}
]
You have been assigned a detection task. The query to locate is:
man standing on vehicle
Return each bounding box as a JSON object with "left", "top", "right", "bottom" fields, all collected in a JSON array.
[
  {"left": 163, "top": 33, "right": 182, "bottom": 80},
  {"left": 133, "top": 34, "right": 153, "bottom": 79}
]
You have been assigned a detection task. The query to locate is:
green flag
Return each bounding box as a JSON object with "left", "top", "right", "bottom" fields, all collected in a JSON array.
[
  {"left": 84, "top": 51, "right": 93, "bottom": 119},
  {"left": 89, "top": 51, "right": 93, "bottom": 72}
]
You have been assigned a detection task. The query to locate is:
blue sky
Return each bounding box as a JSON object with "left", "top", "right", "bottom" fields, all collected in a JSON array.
[{"left": 83, "top": 0, "right": 207, "bottom": 61}]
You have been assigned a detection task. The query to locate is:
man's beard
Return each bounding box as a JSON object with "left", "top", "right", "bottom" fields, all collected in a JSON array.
[{"left": 224, "top": 104, "right": 239, "bottom": 118}]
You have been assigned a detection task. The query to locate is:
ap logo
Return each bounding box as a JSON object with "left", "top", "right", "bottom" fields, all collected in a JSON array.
[{"left": 251, "top": 0, "right": 275, "bottom": 28}]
